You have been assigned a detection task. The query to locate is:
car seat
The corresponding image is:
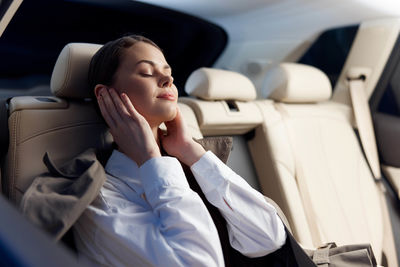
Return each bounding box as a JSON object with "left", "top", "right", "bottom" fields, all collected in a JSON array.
[
  {"left": 183, "top": 64, "right": 398, "bottom": 266},
  {"left": 249, "top": 62, "right": 397, "bottom": 266},
  {"left": 2, "top": 43, "right": 203, "bottom": 205},
  {"left": 180, "top": 67, "right": 265, "bottom": 191}
]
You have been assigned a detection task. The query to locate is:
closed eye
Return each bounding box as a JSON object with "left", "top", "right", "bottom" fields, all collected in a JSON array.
[{"left": 140, "top": 73, "right": 153, "bottom": 77}]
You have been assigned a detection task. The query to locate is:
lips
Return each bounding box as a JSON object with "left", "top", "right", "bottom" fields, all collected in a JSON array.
[{"left": 157, "top": 92, "right": 176, "bottom": 101}]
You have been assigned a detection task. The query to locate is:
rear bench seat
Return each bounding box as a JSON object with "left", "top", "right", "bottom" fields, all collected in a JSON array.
[{"left": 183, "top": 65, "right": 397, "bottom": 267}]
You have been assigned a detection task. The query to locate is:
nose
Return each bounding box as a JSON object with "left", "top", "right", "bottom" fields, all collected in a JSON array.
[{"left": 159, "top": 74, "right": 173, "bottom": 88}]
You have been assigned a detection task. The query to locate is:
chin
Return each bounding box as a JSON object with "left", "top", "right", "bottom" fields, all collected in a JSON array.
[
  {"left": 164, "top": 106, "right": 178, "bottom": 121},
  {"left": 151, "top": 104, "right": 177, "bottom": 124}
]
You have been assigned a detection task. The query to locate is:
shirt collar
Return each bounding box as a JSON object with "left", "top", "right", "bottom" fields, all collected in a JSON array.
[{"left": 105, "top": 150, "right": 143, "bottom": 195}]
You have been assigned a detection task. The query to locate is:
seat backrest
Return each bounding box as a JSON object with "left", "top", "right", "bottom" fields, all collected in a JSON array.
[
  {"left": 182, "top": 67, "right": 262, "bottom": 190},
  {"left": 3, "top": 43, "right": 202, "bottom": 204},
  {"left": 4, "top": 96, "right": 111, "bottom": 203},
  {"left": 250, "top": 62, "right": 396, "bottom": 265},
  {"left": 178, "top": 64, "right": 398, "bottom": 266},
  {"left": 182, "top": 67, "right": 262, "bottom": 136}
]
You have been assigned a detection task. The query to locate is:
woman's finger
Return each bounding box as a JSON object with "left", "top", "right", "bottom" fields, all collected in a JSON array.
[
  {"left": 108, "top": 88, "right": 130, "bottom": 119},
  {"left": 120, "top": 93, "right": 141, "bottom": 120},
  {"left": 174, "top": 106, "right": 183, "bottom": 123},
  {"left": 165, "top": 106, "right": 182, "bottom": 130},
  {"left": 97, "top": 94, "right": 117, "bottom": 129},
  {"left": 100, "top": 88, "right": 123, "bottom": 124}
]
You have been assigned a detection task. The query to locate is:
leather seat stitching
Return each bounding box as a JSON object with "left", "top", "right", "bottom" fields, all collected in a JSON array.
[{"left": 18, "top": 121, "right": 104, "bottom": 144}]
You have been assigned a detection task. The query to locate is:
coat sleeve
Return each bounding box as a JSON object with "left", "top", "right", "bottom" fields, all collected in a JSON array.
[{"left": 191, "top": 151, "right": 287, "bottom": 258}]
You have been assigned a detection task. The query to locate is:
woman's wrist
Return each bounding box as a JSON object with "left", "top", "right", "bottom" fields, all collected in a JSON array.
[
  {"left": 124, "top": 148, "right": 161, "bottom": 167},
  {"left": 140, "top": 151, "right": 162, "bottom": 166},
  {"left": 178, "top": 140, "right": 206, "bottom": 166}
]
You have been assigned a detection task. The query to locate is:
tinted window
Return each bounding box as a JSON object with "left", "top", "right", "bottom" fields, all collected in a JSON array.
[
  {"left": 0, "top": 0, "right": 227, "bottom": 96},
  {"left": 0, "top": 0, "right": 13, "bottom": 19},
  {"left": 298, "top": 25, "right": 359, "bottom": 89},
  {"left": 371, "top": 35, "right": 400, "bottom": 116}
]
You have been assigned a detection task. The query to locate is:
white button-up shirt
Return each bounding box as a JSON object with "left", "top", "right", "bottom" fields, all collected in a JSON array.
[{"left": 73, "top": 150, "right": 286, "bottom": 267}]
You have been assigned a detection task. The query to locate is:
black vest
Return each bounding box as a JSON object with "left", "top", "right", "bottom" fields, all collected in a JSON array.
[{"left": 180, "top": 137, "right": 303, "bottom": 267}]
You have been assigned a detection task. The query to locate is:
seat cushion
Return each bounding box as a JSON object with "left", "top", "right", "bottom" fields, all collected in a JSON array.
[{"left": 249, "top": 100, "right": 385, "bottom": 263}]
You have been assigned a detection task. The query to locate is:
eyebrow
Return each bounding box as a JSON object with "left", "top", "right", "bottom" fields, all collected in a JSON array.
[{"left": 135, "top": 59, "right": 170, "bottom": 70}]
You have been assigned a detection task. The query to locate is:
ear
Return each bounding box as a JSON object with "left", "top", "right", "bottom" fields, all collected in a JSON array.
[{"left": 94, "top": 84, "right": 107, "bottom": 98}]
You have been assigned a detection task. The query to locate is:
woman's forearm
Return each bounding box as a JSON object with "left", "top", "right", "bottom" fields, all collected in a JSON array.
[
  {"left": 191, "top": 151, "right": 287, "bottom": 257},
  {"left": 175, "top": 140, "right": 206, "bottom": 166}
]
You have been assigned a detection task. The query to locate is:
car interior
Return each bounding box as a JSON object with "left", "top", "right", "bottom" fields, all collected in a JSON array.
[{"left": 2, "top": 0, "right": 400, "bottom": 266}]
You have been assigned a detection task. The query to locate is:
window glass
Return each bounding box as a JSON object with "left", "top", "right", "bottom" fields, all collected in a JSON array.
[
  {"left": 298, "top": 25, "right": 359, "bottom": 89},
  {"left": 0, "top": 0, "right": 13, "bottom": 19},
  {"left": 0, "top": 0, "right": 227, "bottom": 97},
  {"left": 372, "top": 34, "right": 400, "bottom": 116},
  {"left": 376, "top": 64, "right": 400, "bottom": 116}
]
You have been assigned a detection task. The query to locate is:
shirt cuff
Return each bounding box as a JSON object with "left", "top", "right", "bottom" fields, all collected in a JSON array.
[
  {"left": 190, "top": 151, "right": 230, "bottom": 195},
  {"left": 139, "top": 156, "right": 190, "bottom": 196}
]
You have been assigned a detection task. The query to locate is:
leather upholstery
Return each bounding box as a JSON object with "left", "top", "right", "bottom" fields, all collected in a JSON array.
[
  {"left": 185, "top": 63, "right": 396, "bottom": 266},
  {"left": 250, "top": 63, "right": 396, "bottom": 265},
  {"left": 180, "top": 97, "right": 262, "bottom": 135},
  {"left": 50, "top": 43, "right": 102, "bottom": 99},
  {"left": 262, "top": 63, "right": 332, "bottom": 103},
  {"left": 5, "top": 97, "right": 201, "bottom": 204},
  {"left": 250, "top": 100, "right": 385, "bottom": 253},
  {"left": 185, "top": 67, "right": 257, "bottom": 101},
  {"left": 5, "top": 97, "right": 112, "bottom": 203}
]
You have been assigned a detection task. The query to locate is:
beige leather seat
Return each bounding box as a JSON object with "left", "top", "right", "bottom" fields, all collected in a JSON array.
[
  {"left": 183, "top": 65, "right": 398, "bottom": 266},
  {"left": 181, "top": 68, "right": 264, "bottom": 190},
  {"left": 182, "top": 67, "right": 262, "bottom": 136},
  {"left": 3, "top": 43, "right": 202, "bottom": 204},
  {"left": 249, "top": 63, "right": 397, "bottom": 266}
]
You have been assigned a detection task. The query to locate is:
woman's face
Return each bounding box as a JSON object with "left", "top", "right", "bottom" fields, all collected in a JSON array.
[{"left": 111, "top": 41, "right": 178, "bottom": 127}]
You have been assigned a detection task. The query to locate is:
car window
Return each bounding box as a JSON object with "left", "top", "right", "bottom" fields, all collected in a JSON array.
[
  {"left": 298, "top": 25, "right": 359, "bottom": 90},
  {"left": 0, "top": 0, "right": 227, "bottom": 97},
  {"left": 370, "top": 34, "right": 400, "bottom": 115}
]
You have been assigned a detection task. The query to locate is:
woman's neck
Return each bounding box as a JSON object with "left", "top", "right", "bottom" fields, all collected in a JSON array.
[
  {"left": 148, "top": 118, "right": 163, "bottom": 148},
  {"left": 151, "top": 124, "right": 161, "bottom": 148}
]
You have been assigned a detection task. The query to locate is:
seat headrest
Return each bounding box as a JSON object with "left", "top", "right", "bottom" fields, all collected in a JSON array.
[
  {"left": 51, "top": 43, "right": 102, "bottom": 99},
  {"left": 262, "top": 63, "right": 332, "bottom": 103},
  {"left": 185, "top": 67, "right": 257, "bottom": 101}
]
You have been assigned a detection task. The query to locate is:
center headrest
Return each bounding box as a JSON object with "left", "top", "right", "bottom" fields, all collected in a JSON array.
[
  {"left": 262, "top": 63, "right": 332, "bottom": 103},
  {"left": 185, "top": 68, "right": 257, "bottom": 101},
  {"left": 51, "top": 43, "right": 102, "bottom": 99}
]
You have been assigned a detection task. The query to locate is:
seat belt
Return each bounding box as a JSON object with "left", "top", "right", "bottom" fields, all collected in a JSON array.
[
  {"left": 348, "top": 74, "right": 400, "bottom": 267},
  {"left": 275, "top": 103, "right": 323, "bottom": 248},
  {"left": 347, "top": 74, "right": 381, "bottom": 180}
]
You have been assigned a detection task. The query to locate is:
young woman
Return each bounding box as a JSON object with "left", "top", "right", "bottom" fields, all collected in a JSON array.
[{"left": 72, "top": 35, "right": 287, "bottom": 267}]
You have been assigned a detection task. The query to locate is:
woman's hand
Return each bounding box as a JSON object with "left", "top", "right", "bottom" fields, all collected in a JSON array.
[
  {"left": 97, "top": 87, "right": 161, "bottom": 166},
  {"left": 160, "top": 107, "right": 205, "bottom": 166}
]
